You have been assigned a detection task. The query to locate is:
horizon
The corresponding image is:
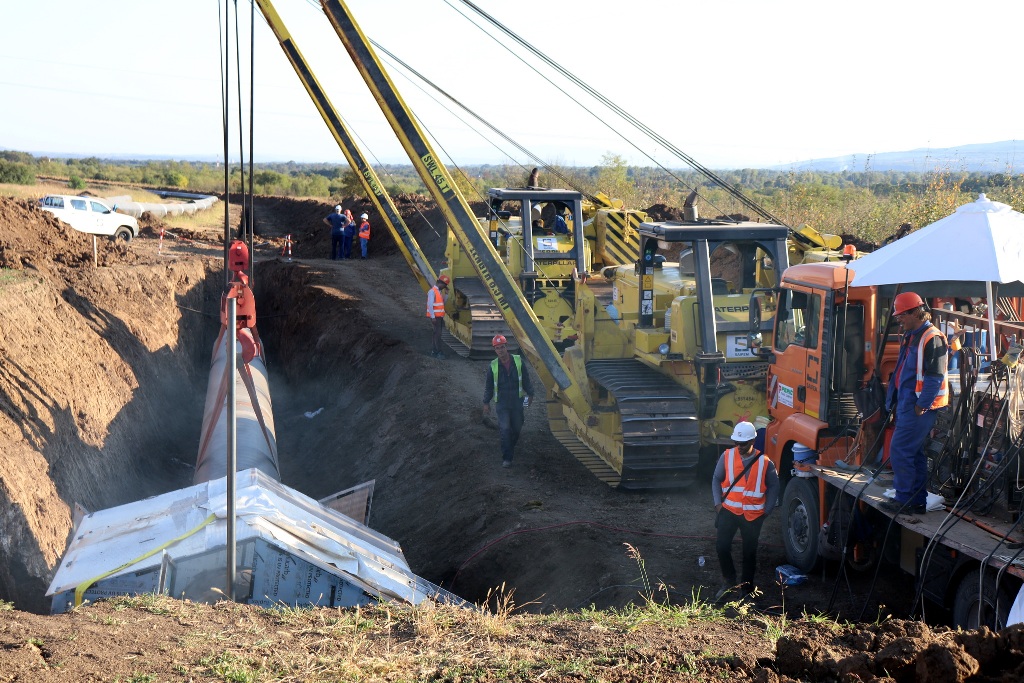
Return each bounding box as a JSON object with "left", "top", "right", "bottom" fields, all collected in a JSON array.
[{"left": 8, "top": 138, "right": 1022, "bottom": 173}]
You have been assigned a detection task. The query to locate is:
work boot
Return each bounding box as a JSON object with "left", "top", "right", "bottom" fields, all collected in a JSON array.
[
  {"left": 502, "top": 459, "right": 512, "bottom": 468},
  {"left": 714, "top": 585, "right": 734, "bottom": 604}
]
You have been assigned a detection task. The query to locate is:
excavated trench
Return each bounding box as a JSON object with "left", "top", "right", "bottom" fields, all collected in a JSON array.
[{"left": 2, "top": 193, "right": 918, "bottom": 622}]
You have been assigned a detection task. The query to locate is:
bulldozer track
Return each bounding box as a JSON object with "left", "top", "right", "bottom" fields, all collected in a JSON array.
[
  {"left": 549, "top": 424, "right": 621, "bottom": 487},
  {"left": 447, "top": 278, "right": 518, "bottom": 359},
  {"left": 586, "top": 359, "right": 701, "bottom": 490}
]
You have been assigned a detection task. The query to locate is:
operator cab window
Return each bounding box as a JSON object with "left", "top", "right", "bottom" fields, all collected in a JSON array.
[{"left": 774, "top": 289, "right": 820, "bottom": 351}]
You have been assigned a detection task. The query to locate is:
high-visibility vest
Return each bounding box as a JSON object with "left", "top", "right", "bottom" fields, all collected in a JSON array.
[
  {"left": 490, "top": 355, "right": 524, "bottom": 403},
  {"left": 427, "top": 286, "right": 445, "bottom": 318},
  {"left": 358, "top": 221, "right": 370, "bottom": 240},
  {"left": 914, "top": 326, "right": 949, "bottom": 409},
  {"left": 721, "top": 448, "right": 769, "bottom": 521}
]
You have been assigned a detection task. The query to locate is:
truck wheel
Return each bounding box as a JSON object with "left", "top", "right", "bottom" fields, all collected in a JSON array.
[
  {"left": 782, "top": 477, "right": 821, "bottom": 573},
  {"left": 113, "top": 227, "right": 133, "bottom": 243},
  {"left": 952, "top": 569, "right": 1012, "bottom": 629}
]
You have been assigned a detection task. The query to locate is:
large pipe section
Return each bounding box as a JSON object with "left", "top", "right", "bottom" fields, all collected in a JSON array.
[
  {"left": 193, "top": 241, "right": 280, "bottom": 484},
  {"left": 105, "top": 193, "right": 219, "bottom": 219}
]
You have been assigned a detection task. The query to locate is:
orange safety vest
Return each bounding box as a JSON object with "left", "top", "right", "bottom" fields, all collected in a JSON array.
[
  {"left": 426, "top": 286, "right": 445, "bottom": 318},
  {"left": 721, "top": 448, "right": 769, "bottom": 521},
  {"left": 914, "top": 326, "right": 949, "bottom": 409},
  {"left": 358, "top": 221, "right": 370, "bottom": 240}
]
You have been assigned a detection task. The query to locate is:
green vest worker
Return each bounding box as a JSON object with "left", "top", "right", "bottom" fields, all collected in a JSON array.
[{"left": 482, "top": 334, "right": 534, "bottom": 468}]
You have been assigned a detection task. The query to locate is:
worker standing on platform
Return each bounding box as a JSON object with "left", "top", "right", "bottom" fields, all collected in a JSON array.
[
  {"left": 482, "top": 335, "right": 533, "bottom": 468},
  {"left": 882, "top": 292, "right": 948, "bottom": 515},
  {"left": 711, "top": 421, "right": 779, "bottom": 602},
  {"left": 358, "top": 212, "right": 371, "bottom": 259},
  {"left": 427, "top": 275, "right": 449, "bottom": 358}
]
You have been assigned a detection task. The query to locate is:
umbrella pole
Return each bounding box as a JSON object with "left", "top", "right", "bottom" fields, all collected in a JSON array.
[{"left": 987, "top": 281, "right": 998, "bottom": 363}]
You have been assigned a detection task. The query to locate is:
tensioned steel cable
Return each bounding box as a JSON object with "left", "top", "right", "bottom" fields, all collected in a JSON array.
[
  {"left": 450, "top": 0, "right": 791, "bottom": 228},
  {"left": 234, "top": 0, "right": 248, "bottom": 252},
  {"left": 373, "top": 41, "right": 595, "bottom": 202},
  {"left": 219, "top": 0, "right": 231, "bottom": 283},
  {"left": 248, "top": 0, "right": 256, "bottom": 285}
]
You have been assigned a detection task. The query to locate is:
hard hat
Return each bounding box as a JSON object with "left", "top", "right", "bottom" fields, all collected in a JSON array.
[
  {"left": 893, "top": 291, "right": 925, "bottom": 315},
  {"left": 437, "top": 274, "right": 450, "bottom": 286},
  {"left": 334, "top": 205, "right": 342, "bottom": 212},
  {"left": 360, "top": 213, "right": 368, "bottom": 219},
  {"left": 492, "top": 334, "right": 508, "bottom": 347},
  {"left": 730, "top": 421, "right": 757, "bottom": 442}
]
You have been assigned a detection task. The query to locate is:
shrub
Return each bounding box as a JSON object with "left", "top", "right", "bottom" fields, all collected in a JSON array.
[
  {"left": 68, "top": 175, "right": 85, "bottom": 190},
  {"left": 0, "top": 160, "right": 36, "bottom": 185}
]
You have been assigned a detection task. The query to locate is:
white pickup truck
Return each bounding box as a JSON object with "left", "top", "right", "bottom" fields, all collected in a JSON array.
[{"left": 40, "top": 195, "right": 140, "bottom": 242}]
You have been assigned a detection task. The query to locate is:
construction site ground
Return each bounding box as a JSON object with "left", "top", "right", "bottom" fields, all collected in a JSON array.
[{"left": 3, "top": 189, "right": 1024, "bottom": 681}]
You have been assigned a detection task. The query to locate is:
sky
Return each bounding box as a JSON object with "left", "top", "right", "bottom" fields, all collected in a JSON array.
[{"left": 1, "top": 0, "right": 1022, "bottom": 170}]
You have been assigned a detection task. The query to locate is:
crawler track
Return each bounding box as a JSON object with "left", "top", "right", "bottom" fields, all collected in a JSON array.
[
  {"left": 586, "top": 359, "right": 701, "bottom": 490},
  {"left": 445, "top": 278, "right": 518, "bottom": 359}
]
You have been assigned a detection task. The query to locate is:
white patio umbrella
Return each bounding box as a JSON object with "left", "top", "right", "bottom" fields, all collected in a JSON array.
[{"left": 849, "top": 193, "right": 1024, "bottom": 362}]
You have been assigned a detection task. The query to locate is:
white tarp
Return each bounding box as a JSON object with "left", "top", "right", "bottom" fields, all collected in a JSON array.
[
  {"left": 848, "top": 193, "right": 1024, "bottom": 361},
  {"left": 46, "top": 469, "right": 442, "bottom": 608},
  {"left": 849, "top": 194, "right": 1024, "bottom": 288}
]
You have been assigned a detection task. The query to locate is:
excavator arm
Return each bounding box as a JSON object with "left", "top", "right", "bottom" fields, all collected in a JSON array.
[
  {"left": 318, "top": 0, "right": 590, "bottom": 415},
  {"left": 254, "top": 0, "right": 436, "bottom": 292}
]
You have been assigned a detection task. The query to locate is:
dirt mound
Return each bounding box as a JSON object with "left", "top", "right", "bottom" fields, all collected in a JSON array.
[
  {"left": 0, "top": 198, "right": 139, "bottom": 273},
  {"left": 245, "top": 192, "right": 475, "bottom": 264},
  {"left": 644, "top": 203, "right": 685, "bottom": 222},
  {"left": 776, "top": 619, "right": 1024, "bottom": 682}
]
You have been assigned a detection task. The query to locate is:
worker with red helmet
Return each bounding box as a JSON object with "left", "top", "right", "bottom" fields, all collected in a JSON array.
[
  {"left": 882, "top": 291, "right": 949, "bottom": 515},
  {"left": 427, "top": 275, "right": 450, "bottom": 358},
  {"left": 482, "top": 334, "right": 533, "bottom": 468}
]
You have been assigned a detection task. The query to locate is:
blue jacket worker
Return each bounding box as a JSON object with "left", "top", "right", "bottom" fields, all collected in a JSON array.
[
  {"left": 341, "top": 209, "right": 355, "bottom": 259},
  {"left": 882, "top": 292, "right": 949, "bottom": 515},
  {"left": 324, "top": 205, "right": 347, "bottom": 260},
  {"left": 482, "top": 334, "right": 533, "bottom": 468}
]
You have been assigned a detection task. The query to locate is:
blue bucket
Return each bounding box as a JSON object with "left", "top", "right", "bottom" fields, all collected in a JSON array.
[{"left": 792, "top": 443, "right": 817, "bottom": 464}]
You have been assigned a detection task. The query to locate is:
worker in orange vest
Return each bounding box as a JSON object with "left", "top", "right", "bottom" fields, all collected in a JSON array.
[
  {"left": 427, "top": 275, "right": 449, "bottom": 358},
  {"left": 358, "top": 212, "right": 371, "bottom": 259},
  {"left": 711, "top": 421, "right": 779, "bottom": 602},
  {"left": 882, "top": 292, "right": 948, "bottom": 515}
]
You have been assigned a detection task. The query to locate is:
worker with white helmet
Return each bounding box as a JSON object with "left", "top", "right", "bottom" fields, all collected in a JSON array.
[
  {"left": 323, "top": 204, "right": 347, "bottom": 260},
  {"left": 482, "top": 334, "right": 533, "bottom": 468},
  {"left": 427, "top": 274, "right": 450, "bottom": 359},
  {"left": 711, "top": 420, "right": 779, "bottom": 602},
  {"left": 357, "top": 212, "right": 371, "bottom": 259}
]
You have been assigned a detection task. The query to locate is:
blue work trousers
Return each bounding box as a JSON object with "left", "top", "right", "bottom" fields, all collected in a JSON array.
[
  {"left": 889, "top": 403, "right": 939, "bottom": 507},
  {"left": 360, "top": 237, "right": 369, "bottom": 258},
  {"left": 331, "top": 234, "right": 343, "bottom": 259},
  {"left": 496, "top": 405, "right": 525, "bottom": 463},
  {"left": 341, "top": 235, "right": 353, "bottom": 259}
]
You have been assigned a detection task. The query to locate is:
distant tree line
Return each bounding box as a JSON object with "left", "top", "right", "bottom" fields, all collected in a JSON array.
[{"left": 4, "top": 150, "right": 1024, "bottom": 244}]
